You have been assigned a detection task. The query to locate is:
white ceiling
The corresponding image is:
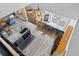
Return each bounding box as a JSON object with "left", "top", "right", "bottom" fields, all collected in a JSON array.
[
  {"left": 0, "top": 3, "right": 30, "bottom": 18},
  {"left": 0, "top": 3, "right": 79, "bottom": 18},
  {"left": 31, "top": 3, "right": 79, "bottom": 18}
]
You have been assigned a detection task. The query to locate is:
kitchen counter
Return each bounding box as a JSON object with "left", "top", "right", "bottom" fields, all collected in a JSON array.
[{"left": 42, "top": 11, "right": 70, "bottom": 32}]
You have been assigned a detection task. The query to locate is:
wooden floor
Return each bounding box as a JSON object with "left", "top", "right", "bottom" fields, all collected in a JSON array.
[{"left": 53, "top": 26, "right": 73, "bottom": 56}]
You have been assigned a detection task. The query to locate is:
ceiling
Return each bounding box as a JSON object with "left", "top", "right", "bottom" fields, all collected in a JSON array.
[{"left": 0, "top": 3, "right": 30, "bottom": 18}]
